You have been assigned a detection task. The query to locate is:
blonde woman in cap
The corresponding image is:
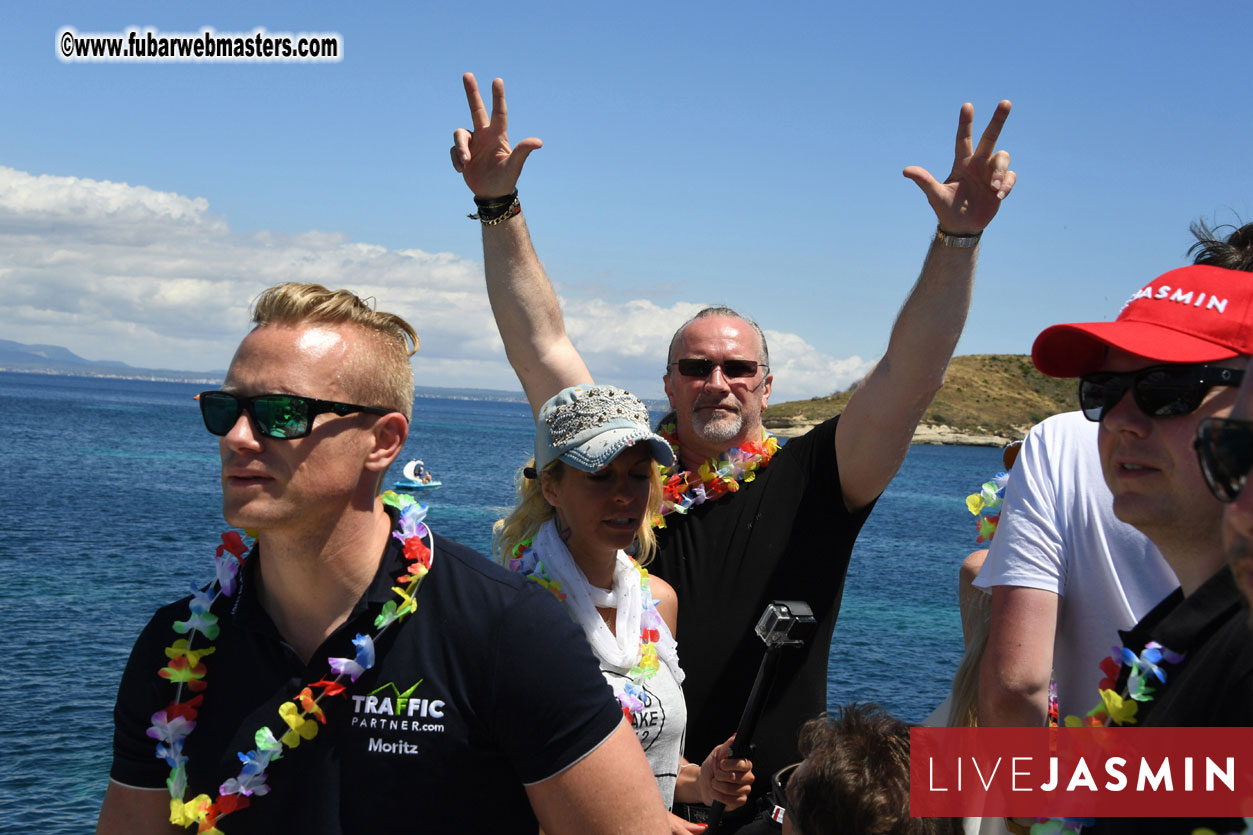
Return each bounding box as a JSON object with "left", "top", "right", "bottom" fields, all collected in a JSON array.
[{"left": 496, "top": 383, "right": 754, "bottom": 831}]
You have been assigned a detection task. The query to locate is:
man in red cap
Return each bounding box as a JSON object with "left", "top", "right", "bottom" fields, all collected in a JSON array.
[{"left": 1027, "top": 221, "right": 1253, "bottom": 834}]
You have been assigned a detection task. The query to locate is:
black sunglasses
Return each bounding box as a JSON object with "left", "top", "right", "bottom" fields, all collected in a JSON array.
[
  {"left": 1194, "top": 417, "right": 1253, "bottom": 503},
  {"left": 771, "top": 761, "right": 800, "bottom": 813},
  {"left": 1078, "top": 364, "right": 1243, "bottom": 423},
  {"left": 670, "top": 358, "right": 765, "bottom": 379},
  {"left": 198, "top": 391, "right": 392, "bottom": 440}
]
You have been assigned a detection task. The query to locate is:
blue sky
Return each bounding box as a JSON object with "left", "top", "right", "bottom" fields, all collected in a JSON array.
[{"left": 4, "top": 0, "right": 1252, "bottom": 401}]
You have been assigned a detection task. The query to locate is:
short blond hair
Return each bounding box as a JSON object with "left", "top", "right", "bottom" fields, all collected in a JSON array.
[{"left": 251, "top": 282, "right": 418, "bottom": 420}]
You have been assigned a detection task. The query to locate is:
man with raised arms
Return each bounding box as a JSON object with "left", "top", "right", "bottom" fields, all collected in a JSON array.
[
  {"left": 97, "top": 283, "right": 667, "bottom": 834},
  {"left": 451, "top": 73, "right": 1015, "bottom": 828}
]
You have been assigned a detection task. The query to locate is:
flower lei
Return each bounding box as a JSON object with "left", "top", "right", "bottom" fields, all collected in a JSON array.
[
  {"left": 1059, "top": 640, "right": 1186, "bottom": 729},
  {"left": 148, "top": 491, "right": 434, "bottom": 833},
  {"left": 965, "top": 470, "right": 1009, "bottom": 543},
  {"left": 653, "top": 419, "right": 779, "bottom": 527},
  {"left": 508, "top": 539, "right": 665, "bottom": 718},
  {"left": 1029, "top": 642, "right": 1188, "bottom": 834}
]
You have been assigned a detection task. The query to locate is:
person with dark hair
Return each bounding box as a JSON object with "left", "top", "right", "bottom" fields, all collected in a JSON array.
[
  {"left": 1025, "top": 220, "right": 1253, "bottom": 834},
  {"left": 451, "top": 73, "right": 1017, "bottom": 830},
  {"left": 1189, "top": 219, "right": 1253, "bottom": 272},
  {"left": 779, "top": 704, "right": 953, "bottom": 835}
]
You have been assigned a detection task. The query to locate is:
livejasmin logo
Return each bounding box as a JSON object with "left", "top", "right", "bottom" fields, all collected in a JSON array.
[
  {"left": 1122, "top": 284, "right": 1229, "bottom": 315},
  {"left": 927, "top": 754, "right": 1235, "bottom": 793},
  {"left": 909, "top": 727, "right": 1253, "bottom": 818}
]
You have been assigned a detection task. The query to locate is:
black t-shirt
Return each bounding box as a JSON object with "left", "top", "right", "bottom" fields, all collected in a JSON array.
[
  {"left": 1085, "top": 566, "right": 1253, "bottom": 835},
  {"left": 109, "top": 519, "right": 623, "bottom": 833},
  {"left": 651, "top": 415, "right": 875, "bottom": 791}
]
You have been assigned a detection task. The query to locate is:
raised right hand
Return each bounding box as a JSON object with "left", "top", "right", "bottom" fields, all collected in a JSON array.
[{"left": 451, "top": 73, "right": 543, "bottom": 199}]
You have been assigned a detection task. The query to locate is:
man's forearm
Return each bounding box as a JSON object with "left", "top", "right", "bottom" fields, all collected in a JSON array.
[
  {"left": 480, "top": 214, "right": 590, "bottom": 413},
  {"left": 835, "top": 237, "right": 977, "bottom": 510},
  {"left": 977, "top": 667, "right": 1051, "bottom": 727},
  {"left": 879, "top": 239, "right": 976, "bottom": 397}
]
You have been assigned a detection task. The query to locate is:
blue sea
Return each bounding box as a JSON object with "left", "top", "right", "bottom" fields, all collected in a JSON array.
[{"left": 0, "top": 371, "right": 1003, "bottom": 831}]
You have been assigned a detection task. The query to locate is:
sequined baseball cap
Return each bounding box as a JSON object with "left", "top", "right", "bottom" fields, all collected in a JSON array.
[{"left": 534, "top": 384, "right": 675, "bottom": 473}]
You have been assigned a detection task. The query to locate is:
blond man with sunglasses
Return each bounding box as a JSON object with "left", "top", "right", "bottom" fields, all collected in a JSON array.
[
  {"left": 98, "top": 283, "right": 669, "bottom": 834},
  {"left": 1020, "top": 222, "right": 1253, "bottom": 835}
]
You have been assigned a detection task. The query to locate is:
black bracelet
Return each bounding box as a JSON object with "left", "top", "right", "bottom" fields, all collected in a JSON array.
[
  {"left": 473, "top": 191, "right": 518, "bottom": 208},
  {"left": 469, "top": 191, "right": 521, "bottom": 225}
]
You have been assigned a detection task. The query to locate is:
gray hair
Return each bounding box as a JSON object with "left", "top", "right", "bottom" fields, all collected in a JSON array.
[{"left": 665, "top": 306, "right": 770, "bottom": 370}]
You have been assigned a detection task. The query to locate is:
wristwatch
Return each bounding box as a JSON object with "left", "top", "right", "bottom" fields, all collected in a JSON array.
[{"left": 934, "top": 226, "right": 983, "bottom": 248}]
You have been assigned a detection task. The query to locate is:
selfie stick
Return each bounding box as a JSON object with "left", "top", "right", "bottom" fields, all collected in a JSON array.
[{"left": 706, "top": 600, "right": 816, "bottom": 835}]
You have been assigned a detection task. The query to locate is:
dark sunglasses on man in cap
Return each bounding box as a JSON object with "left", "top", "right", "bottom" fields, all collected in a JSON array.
[
  {"left": 1078, "top": 364, "right": 1243, "bottom": 423},
  {"left": 1194, "top": 417, "right": 1253, "bottom": 503},
  {"left": 670, "top": 358, "right": 766, "bottom": 379},
  {"left": 198, "top": 391, "right": 392, "bottom": 440}
]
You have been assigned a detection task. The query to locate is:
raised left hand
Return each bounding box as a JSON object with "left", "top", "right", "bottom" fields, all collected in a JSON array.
[{"left": 902, "top": 100, "right": 1015, "bottom": 235}]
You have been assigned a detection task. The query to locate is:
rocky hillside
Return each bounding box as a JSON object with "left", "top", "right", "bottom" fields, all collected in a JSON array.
[{"left": 764, "top": 354, "right": 1078, "bottom": 444}]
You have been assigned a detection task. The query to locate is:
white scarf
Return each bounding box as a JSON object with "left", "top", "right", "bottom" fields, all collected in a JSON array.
[{"left": 533, "top": 519, "right": 683, "bottom": 683}]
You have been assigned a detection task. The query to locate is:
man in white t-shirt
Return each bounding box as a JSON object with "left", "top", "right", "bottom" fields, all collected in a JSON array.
[{"left": 975, "top": 411, "right": 1178, "bottom": 725}]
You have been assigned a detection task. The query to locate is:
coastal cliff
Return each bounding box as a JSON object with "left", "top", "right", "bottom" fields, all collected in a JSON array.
[{"left": 764, "top": 354, "right": 1077, "bottom": 445}]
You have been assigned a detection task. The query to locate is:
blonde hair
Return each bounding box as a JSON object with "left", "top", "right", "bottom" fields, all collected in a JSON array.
[
  {"left": 250, "top": 282, "right": 419, "bottom": 420},
  {"left": 946, "top": 588, "right": 992, "bottom": 727},
  {"left": 493, "top": 459, "right": 663, "bottom": 567}
]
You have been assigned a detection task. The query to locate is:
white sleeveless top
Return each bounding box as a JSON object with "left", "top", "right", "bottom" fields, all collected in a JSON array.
[
  {"left": 601, "top": 624, "right": 687, "bottom": 808},
  {"left": 522, "top": 520, "right": 688, "bottom": 808}
]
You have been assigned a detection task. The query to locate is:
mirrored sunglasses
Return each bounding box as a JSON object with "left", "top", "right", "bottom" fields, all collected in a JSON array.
[
  {"left": 1194, "top": 417, "right": 1253, "bottom": 503},
  {"left": 198, "top": 391, "right": 392, "bottom": 440},
  {"left": 672, "top": 358, "right": 765, "bottom": 379},
  {"left": 1078, "top": 364, "right": 1243, "bottom": 423}
]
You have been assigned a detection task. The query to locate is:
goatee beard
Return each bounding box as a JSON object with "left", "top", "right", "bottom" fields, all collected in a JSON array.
[{"left": 692, "top": 410, "right": 743, "bottom": 445}]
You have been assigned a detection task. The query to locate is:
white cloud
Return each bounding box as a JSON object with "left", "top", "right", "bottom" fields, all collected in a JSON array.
[{"left": 0, "top": 166, "right": 870, "bottom": 401}]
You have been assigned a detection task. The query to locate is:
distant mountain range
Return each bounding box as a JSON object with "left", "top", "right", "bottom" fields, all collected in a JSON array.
[
  {"left": 0, "top": 339, "right": 533, "bottom": 402},
  {"left": 0, "top": 339, "right": 225, "bottom": 382}
]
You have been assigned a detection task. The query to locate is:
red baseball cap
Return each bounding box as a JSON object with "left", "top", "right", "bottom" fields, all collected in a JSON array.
[{"left": 1032, "top": 264, "right": 1253, "bottom": 377}]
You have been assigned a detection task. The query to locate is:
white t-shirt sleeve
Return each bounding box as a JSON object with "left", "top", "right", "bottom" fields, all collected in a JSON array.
[{"left": 973, "top": 415, "right": 1076, "bottom": 595}]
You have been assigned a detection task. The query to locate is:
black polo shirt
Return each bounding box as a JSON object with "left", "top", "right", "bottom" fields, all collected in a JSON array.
[
  {"left": 1086, "top": 566, "right": 1253, "bottom": 834},
  {"left": 651, "top": 415, "right": 876, "bottom": 794},
  {"left": 109, "top": 515, "right": 622, "bottom": 833}
]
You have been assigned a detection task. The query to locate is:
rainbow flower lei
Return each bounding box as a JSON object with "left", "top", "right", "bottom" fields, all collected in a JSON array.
[
  {"left": 1029, "top": 642, "right": 1188, "bottom": 833},
  {"left": 148, "top": 491, "right": 434, "bottom": 833},
  {"left": 1060, "top": 641, "right": 1186, "bottom": 729},
  {"left": 653, "top": 419, "right": 780, "bottom": 527},
  {"left": 965, "top": 471, "right": 1009, "bottom": 543},
  {"left": 508, "top": 540, "right": 665, "bottom": 718}
]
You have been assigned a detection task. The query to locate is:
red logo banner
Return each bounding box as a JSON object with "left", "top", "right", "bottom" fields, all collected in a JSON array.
[{"left": 910, "top": 727, "right": 1253, "bottom": 818}]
